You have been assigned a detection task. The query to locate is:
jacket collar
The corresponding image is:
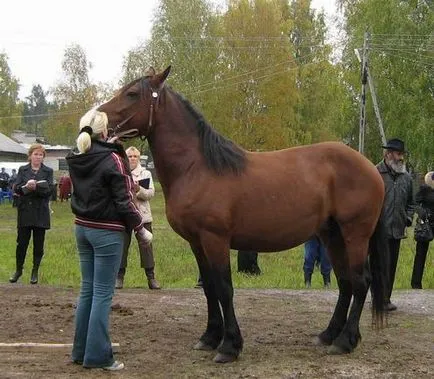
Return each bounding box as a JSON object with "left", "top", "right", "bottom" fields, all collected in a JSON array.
[{"left": 22, "top": 163, "right": 50, "bottom": 172}]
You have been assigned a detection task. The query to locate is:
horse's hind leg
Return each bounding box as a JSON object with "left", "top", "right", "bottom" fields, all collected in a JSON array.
[
  {"left": 191, "top": 244, "right": 224, "bottom": 351},
  {"left": 315, "top": 275, "right": 352, "bottom": 346},
  {"left": 316, "top": 224, "right": 352, "bottom": 346},
  {"left": 329, "top": 258, "right": 371, "bottom": 354}
]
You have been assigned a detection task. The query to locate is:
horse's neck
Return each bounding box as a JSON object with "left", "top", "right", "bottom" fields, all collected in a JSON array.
[{"left": 149, "top": 117, "right": 201, "bottom": 193}]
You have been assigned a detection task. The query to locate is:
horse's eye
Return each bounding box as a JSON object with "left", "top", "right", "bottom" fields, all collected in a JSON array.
[{"left": 126, "top": 91, "right": 139, "bottom": 99}]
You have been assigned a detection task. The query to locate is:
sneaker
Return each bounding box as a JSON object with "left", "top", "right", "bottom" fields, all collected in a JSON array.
[{"left": 103, "top": 361, "right": 124, "bottom": 371}]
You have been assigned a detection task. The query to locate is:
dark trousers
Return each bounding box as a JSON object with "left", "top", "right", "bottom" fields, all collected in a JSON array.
[
  {"left": 411, "top": 227, "right": 433, "bottom": 288},
  {"left": 303, "top": 237, "right": 331, "bottom": 276},
  {"left": 16, "top": 226, "right": 46, "bottom": 270},
  {"left": 237, "top": 250, "right": 261, "bottom": 274},
  {"left": 386, "top": 238, "right": 401, "bottom": 302},
  {"left": 118, "top": 223, "right": 155, "bottom": 277}
]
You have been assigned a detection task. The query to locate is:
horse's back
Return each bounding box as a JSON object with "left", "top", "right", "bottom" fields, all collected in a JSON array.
[{"left": 226, "top": 142, "right": 384, "bottom": 251}]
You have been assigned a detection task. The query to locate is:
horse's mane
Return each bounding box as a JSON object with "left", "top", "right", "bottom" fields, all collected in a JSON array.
[{"left": 171, "top": 90, "right": 246, "bottom": 176}]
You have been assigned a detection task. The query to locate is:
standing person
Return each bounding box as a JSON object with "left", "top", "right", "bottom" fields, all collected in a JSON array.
[
  {"left": 9, "top": 168, "right": 18, "bottom": 207},
  {"left": 8, "top": 168, "right": 17, "bottom": 190},
  {"left": 115, "top": 146, "right": 161, "bottom": 290},
  {"left": 237, "top": 250, "right": 261, "bottom": 275},
  {"left": 377, "top": 138, "right": 415, "bottom": 311},
  {"left": 66, "top": 110, "right": 152, "bottom": 371},
  {"left": 303, "top": 236, "right": 331, "bottom": 288},
  {"left": 59, "top": 174, "right": 72, "bottom": 202},
  {"left": 0, "top": 167, "right": 10, "bottom": 191},
  {"left": 9, "top": 144, "right": 53, "bottom": 284},
  {"left": 411, "top": 171, "right": 434, "bottom": 289},
  {"left": 196, "top": 250, "right": 261, "bottom": 288}
]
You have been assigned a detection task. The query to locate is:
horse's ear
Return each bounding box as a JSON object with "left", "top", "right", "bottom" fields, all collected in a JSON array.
[{"left": 156, "top": 66, "right": 171, "bottom": 85}]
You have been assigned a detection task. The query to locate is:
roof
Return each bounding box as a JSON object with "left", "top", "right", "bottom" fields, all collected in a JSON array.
[{"left": 0, "top": 132, "right": 28, "bottom": 155}]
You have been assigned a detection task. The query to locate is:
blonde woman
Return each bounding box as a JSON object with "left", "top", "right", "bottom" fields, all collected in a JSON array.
[
  {"left": 66, "top": 110, "right": 152, "bottom": 371},
  {"left": 116, "top": 146, "right": 161, "bottom": 290},
  {"left": 9, "top": 144, "right": 53, "bottom": 284}
]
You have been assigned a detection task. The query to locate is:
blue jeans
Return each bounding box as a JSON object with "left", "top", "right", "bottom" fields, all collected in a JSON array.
[
  {"left": 72, "top": 226, "right": 124, "bottom": 368},
  {"left": 303, "top": 237, "right": 331, "bottom": 276}
]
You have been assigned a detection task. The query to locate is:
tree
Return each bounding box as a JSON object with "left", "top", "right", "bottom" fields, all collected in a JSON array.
[
  {"left": 338, "top": 0, "right": 434, "bottom": 169},
  {"left": 0, "top": 53, "right": 22, "bottom": 136},
  {"left": 46, "top": 44, "right": 98, "bottom": 145},
  {"left": 22, "top": 85, "right": 50, "bottom": 137}
]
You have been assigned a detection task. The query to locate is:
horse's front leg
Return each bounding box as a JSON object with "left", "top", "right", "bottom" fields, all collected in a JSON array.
[
  {"left": 201, "top": 233, "right": 243, "bottom": 363},
  {"left": 191, "top": 244, "right": 224, "bottom": 351}
]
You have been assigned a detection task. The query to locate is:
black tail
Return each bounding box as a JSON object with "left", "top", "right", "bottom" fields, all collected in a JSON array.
[{"left": 369, "top": 210, "right": 390, "bottom": 328}]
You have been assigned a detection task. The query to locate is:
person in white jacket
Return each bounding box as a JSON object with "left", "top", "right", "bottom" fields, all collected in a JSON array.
[{"left": 116, "top": 146, "right": 161, "bottom": 290}]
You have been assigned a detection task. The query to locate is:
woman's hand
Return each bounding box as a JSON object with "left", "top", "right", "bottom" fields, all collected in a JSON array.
[
  {"left": 25, "top": 179, "right": 37, "bottom": 191},
  {"left": 107, "top": 135, "right": 119, "bottom": 144}
]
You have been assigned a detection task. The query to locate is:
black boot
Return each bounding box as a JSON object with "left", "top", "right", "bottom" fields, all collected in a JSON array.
[
  {"left": 323, "top": 273, "right": 331, "bottom": 289},
  {"left": 30, "top": 267, "right": 39, "bottom": 284},
  {"left": 304, "top": 273, "right": 312, "bottom": 288},
  {"left": 9, "top": 270, "right": 23, "bottom": 283},
  {"left": 145, "top": 268, "right": 161, "bottom": 290}
]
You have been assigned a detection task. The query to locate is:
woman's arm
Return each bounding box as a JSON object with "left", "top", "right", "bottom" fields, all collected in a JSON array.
[{"left": 107, "top": 153, "right": 144, "bottom": 231}]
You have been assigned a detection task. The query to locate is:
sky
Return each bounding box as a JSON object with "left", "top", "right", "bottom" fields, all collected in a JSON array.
[{"left": 1, "top": 0, "right": 336, "bottom": 100}]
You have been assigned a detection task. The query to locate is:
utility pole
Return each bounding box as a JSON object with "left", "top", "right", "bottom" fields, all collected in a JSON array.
[
  {"left": 366, "top": 68, "right": 387, "bottom": 146},
  {"left": 355, "top": 32, "right": 387, "bottom": 151},
  {"left": 358, "top": 31, "right": 369, "bottom": 154}
]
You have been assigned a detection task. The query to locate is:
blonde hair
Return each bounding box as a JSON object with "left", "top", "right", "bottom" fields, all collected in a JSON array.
[
  {"left": 425, "top": 171, "right": 434, "bottom": 189},
  {"left": 28, "top": 143, "right": 46, "bottom": 161},
  {"left": 125, "top": 146, "right": 141, "bottom": 156},
  {"left": 76, "top": 109, "right": 108, "bottom": 153}
]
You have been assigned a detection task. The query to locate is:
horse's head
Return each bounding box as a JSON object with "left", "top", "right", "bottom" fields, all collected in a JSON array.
[{"left": 97, "top": 66, "right": 171, "bottom": 140}]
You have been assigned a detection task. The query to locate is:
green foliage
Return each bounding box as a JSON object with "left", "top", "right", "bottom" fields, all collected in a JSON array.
[
  {"left": 120, "top": 0, "right": 351, "bottom": 152},
  {"left": 1, "top": 183, "right": 432, "bottom": 290},
  {"left": 339, "top": 0, "right": 434, "bottom": 170},
  {"left": 21, "top": 84, "right": 52, "bottom": 138},
  {"left": 0, "top": 53, "right": 22, "bottom": 136},
  {"left": 45, "top": 44, "right": 99, "bottom": 145}
]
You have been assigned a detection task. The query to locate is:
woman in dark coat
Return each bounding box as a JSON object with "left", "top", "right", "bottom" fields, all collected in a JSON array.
[
  {"left": 9, "top": 143, "right": 54, "bottom": 284},
  {"left": 411, "top": 171, "right": 434, "bottom": 289}
]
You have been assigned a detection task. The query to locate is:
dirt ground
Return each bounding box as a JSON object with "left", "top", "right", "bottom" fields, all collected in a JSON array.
[{"left": 0, "top": 285, "right": 433, "bottom": 379}]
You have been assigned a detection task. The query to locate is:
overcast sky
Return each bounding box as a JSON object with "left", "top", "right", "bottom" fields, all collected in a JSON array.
[{"left": 1, "top": 0, "right": 336, "bottom": 99}]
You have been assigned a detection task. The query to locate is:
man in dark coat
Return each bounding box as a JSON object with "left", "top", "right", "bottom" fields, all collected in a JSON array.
[
  {"left": 377, "top": 138, "right": 415, "bottom": 311},
  {"left": 0, "top": 167, "right": 10, "bottom": 191}
]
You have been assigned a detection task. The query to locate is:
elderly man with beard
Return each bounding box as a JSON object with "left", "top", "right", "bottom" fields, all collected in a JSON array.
[{"left": 377, "top": 138, "right": 415, "bottom": 311}]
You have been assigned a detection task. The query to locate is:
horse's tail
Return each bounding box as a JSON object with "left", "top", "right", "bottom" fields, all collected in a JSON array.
[{"left": 369, "top": 210, "right": 389, "bottom": 328}]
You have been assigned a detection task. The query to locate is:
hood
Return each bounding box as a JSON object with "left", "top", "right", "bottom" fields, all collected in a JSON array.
[{"left": 66, "top": 140, "right": 126, "bottom": 177}]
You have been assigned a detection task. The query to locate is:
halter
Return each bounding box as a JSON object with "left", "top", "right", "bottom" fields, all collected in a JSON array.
[{"left": 109, "top": 78, "right": 160, "bottom": 141}]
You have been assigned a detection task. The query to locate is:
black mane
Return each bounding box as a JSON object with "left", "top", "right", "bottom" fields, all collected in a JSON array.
[{"left": 172, "top": 91, "right": 246, "bottom": 176}]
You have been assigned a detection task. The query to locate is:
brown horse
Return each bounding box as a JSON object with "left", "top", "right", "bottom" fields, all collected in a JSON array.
[{"left": 98, "top": 67, "right": 389, "bottom": 363}]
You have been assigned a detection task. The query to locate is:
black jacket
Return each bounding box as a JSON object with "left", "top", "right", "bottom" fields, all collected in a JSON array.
[
  {"left": 377, "top": 160, "right": 415, "bottom": 239},
  {"left": 14, "top": 163, "right": 54, "bottom": 229},
  {"left": 415, "top": 184, "right": 434, "bottom": 228},
  {"left": 66, "top": 140, "right": 143, "bottom": 232}
]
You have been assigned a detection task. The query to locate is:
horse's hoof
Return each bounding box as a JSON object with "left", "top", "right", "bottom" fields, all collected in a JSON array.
[
  {"left": 327, "top": 344, "right": 349, "bottom": 355},
  {"left": 313, "top": 336, "right": 328, "bottom": 346},
  {"left": 193, "top": 341, "right": 215, "bottom": 351},
  {"left": 213, "top": 352, "right": 237, "bottom": 363}
]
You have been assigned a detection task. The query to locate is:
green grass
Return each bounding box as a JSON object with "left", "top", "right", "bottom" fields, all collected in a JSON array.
[{"left": 0, "top": 184, "right": 432, "bottom": 289}]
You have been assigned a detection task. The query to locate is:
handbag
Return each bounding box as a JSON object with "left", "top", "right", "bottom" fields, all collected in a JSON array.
[{"left": 414, "top": 215, "right": 433, "bottom": 242}]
